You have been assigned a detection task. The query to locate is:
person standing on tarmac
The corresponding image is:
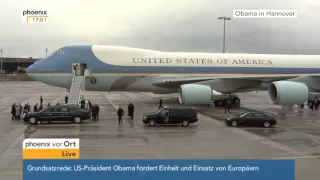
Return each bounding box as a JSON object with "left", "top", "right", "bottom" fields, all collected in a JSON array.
[
  {"left": 158, "top": 98, "right": 163, "bottom": 110},
  {"left": 15, "top": 103, "right": 22, "bottom": 120},
  {"left": 88, "top": 100, "right": 92, "bottom": 110},
  {"left": 11, "top": 103, "right": 16, "bottom": 120},
  {"left": 91, "top": 104, "right": 96, "bottom": 121},
  {"left": 225, "top": 100, "right": 231, "bottom": 114},
  {"left": 80, "top": 99, "right": 85, "bottom": 109},
  {"left": 127, "top": 104, "right": 131, "bottom": 116},
  {"left": 38, "top": 103, "right": 43, "bottom": 111},
  {"left": 40, "top": 96, "right": 43, "bottom": 105},
  {"left": 129, "top": 103, "right": 134, "bottom": 119},
  {"left": 95, "top": 104, "right": 100, "bottom": 121},
  {"left": 33, "top": 103, "right": 38, "bottom": 112},
  {"left": 117, "top": 106, "right": 124, "bottom": 124},
  {"left": 65, "top": 95, "right": 68, "bottom": 104}
]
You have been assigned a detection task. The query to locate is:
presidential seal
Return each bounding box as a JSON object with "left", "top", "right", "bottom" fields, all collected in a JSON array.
[{"left": 90, "top": 77, "right": 97, "bottom": 84}]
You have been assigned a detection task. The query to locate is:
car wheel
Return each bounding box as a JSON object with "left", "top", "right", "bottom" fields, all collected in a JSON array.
[
  {"left": 263, "top": 121, "right": 271, "bottom": 128},
  {"left": 29, "top": 117, "right": 37, "bottom": 125},
  {"left": 74, "top": 116, "right": 82, "bottom": 124},
  {"left": 181, "top": 120, "right": 189, "bottom": 127},
  {"left": 148, "top": 119, "right": 156, "bottom": 127},
  {"left": 231, "top": 121, "right": 238, "bottom": 127}
]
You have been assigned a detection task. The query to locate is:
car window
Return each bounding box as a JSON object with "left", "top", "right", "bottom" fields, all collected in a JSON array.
[
  {"left": 68, "top": 107, "right": 79, "bottom": 112},
  {"left": 244, "top": 113, "right": 253, "bottom": 117},
  {"left": 60, "top": 107, "right": 68, "bottom": 112},
  {"left": 253, "top": 113, "right": 265, "bottom": 117},
  {"left": 159, "top": 110, "right": 165, "bottom": 116},
  {"left": 54, "top": 107, "right": 61, "bottom": 112},
  {"left": 169, "top": 110, "right": 179, "bottom": 116},
  {"left": 42, "top": 107, "right": 54, "bottom": 113},
  {"left": 239, "top": 112, "right": 250, "bottom": 117}
]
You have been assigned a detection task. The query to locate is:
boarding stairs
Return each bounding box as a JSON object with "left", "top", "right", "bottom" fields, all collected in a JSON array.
[{"left": 67, "top": 73, "right": 86, "bottom": 105}]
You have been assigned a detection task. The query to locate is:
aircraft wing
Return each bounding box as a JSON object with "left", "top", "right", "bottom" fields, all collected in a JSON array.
[{"left": 152, "top": 74, "right": 320, "bottom": 91}]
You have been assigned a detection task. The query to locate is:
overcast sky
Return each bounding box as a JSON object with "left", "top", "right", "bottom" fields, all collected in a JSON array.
[{"left": 0, "top": 0, "right": 319, "bottom": 58}]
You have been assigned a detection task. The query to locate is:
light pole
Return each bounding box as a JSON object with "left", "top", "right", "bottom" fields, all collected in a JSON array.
[
  {"left": 0, "top": 49, "right": 3, "bottom": 71},
  {"left": 217, "top": 16, "right": 231, "bottom": 53},
  {"left": 45, "top": 48, "right": 48, "bottom": 57}
]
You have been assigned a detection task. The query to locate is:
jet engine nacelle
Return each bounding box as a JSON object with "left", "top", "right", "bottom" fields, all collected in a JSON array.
[
  {"left": 268, "top": 81, "right": 309, "bottom": 105},
  {"left": 179, "top": 84, "right": 213, "bottom": 104}
]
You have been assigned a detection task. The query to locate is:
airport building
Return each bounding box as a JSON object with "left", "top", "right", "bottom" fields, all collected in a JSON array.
[{"left": 0, "top": 57, "right": 39, "bottom": 74}]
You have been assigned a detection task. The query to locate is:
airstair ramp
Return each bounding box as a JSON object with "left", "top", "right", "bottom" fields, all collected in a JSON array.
[{"left": 68, "top": 74, "right": 85, "bottom": 105}]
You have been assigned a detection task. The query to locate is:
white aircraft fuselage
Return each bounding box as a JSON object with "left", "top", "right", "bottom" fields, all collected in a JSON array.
[{"left": 26, "top": 45, "right": 320, "bottom": 105}]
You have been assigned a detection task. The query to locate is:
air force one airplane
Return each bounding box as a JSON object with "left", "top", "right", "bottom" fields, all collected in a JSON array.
[{"left": 26, "top": 45, "right": 320, "bottom": 107}]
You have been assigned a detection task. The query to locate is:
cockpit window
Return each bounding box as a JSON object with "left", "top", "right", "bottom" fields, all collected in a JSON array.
[{"left": 55, "top": 49, "right": 64, "bottom": 54}]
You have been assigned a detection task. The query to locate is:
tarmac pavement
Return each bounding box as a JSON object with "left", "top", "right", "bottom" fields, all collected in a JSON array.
[{"left": 0, "top": 82, "right": 319, "bottom": 180}]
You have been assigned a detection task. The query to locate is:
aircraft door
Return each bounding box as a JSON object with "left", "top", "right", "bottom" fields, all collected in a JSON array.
[
  {"left": 72, "top": 63, "right": 80, "bottom": 76},
  {"left": 72, "top": 63, "right": 87, "bottom": 76}
]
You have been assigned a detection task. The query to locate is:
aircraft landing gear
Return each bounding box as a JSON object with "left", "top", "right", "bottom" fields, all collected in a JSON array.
[{"left": 213, "top": 97, "right": 241, "bottom": 107}]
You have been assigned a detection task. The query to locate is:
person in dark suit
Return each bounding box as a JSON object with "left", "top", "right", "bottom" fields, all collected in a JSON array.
[
  {"left": 129, "top": 103, "right": 134, "bottom": 119},
  {"left": 225, "top": 100, "right": 230, "bottom": 114},
  {"left": 65, "top": 95, "right": 68, "bottom": 104},
  {"left": 95, "top": 104, "right": 100, "bottom": 121},
  {"left": 117, "top": 106, "right": 124, "bottom": 124},
  {"left": 80, "top": 99, "right": 85, "bottom": 109},
  {"left": 158, "top": 98, "right": 163, "bottom": 110},
  {"left": 33, "top": 103, "right": 38, "bottom": 112},
  {"left": 11, "top": 103, "right": 16, "bottom": 120}
]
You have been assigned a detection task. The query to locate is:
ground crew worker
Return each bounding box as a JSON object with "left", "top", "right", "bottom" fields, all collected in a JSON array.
[
  {"left": 80, "top": 99, "right": 85, "bottom": 109},
  {"left": 225, "top": 100, "right": 230, "bottom": 114},
  {"left": 158, "top": 98, "right": 163, "bottom": 110},
  {"left": 65, "top": 95, "right": 68, "bottom": 104},
  {"left": 11, "top": 103, "right": 16, "bottom": 120},
  {"left": 117, "top": 106, "right": 124, "bottom": 124},
  {"left": 40, "top": 96, "right": 43, "bottom": 105},
  {"left": 33, "top": 103, "right": 38, "bottom": 112}
]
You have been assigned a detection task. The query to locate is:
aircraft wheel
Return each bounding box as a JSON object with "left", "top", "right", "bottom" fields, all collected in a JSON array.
[
  {"left": 233, "top": 98, "right": 241, "bottom": 105},
  {"left": 214, "top": 100, "right": 224, "bottom": 107}
]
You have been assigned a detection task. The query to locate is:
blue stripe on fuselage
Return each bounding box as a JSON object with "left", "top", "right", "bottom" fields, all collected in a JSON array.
[{"left": 26, "top": 45, "right": 320, "bottom": 74}]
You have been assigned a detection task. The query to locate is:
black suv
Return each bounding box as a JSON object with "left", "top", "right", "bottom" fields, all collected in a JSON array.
[
  {"left": 23, "top": 105, "right": 91, "bottom": 124},
  {"left": 142, "top": 106, "right": 198, "bottom": 127}
]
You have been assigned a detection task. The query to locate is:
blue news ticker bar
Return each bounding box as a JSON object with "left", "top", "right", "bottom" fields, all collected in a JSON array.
[{"left": 23, "top": 159, "right": 295, "bottom": 180}]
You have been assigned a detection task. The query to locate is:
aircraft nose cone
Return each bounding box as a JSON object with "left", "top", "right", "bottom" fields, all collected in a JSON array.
[{"left": 26, "top": 63, "right": 37, "bottom": 80}]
